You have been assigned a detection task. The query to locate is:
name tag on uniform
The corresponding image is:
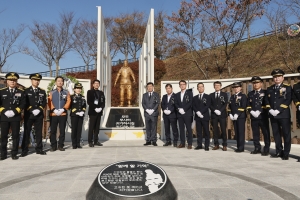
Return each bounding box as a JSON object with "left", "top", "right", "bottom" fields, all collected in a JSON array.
[{"left": 94, "top": 99, "right": 98, "bottom": 105}]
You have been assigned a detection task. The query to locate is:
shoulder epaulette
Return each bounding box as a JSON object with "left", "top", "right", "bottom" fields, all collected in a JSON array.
[
  {"left": 17, "top": 88, "right": 24, "bottom": 91},
  {"left": 283, "top": 83, "right": 290, "bottom": 86},
  {"left": 0, "top": 87, "right": 7, "bottom": 90}
]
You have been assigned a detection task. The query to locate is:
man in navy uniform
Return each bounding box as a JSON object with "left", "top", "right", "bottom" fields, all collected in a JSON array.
[
  {"left": 161, "top": 84, "right": 178, "bottom": 147},
  {"left": 87, "top": 80, "right": 105, "bottom": 147},
  {"left": 246, "top": 76, "right": 270, "bottom": 156},
  {"left": 142, "top": 82, "right": 160, "bottom": 146},
  {"left": 193, "top": 82, "right": 211, "bottom": 151},
  {"left": 228, "top": 82, "right": 247, "bottom": 153},
  {"left": 175, "top": 80, "right": 193, "bottom": 149},
  {"left": 0, "top": 72, "right": 25, "bottom": 160},
  {"left": 210, "top": 81, "right": 228, "bottom": 151},
  {"left": 265, "top": 69, "right": 292, "bottom": 160},
  {"left": 22, "top": 73, "right": 47, "bottom": 157}
]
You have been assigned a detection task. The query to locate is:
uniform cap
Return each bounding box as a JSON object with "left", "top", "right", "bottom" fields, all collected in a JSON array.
[
  {"left": 5, "top": 72, "right": 19, "bottom": 80},
  {"left": 29, "top": 73, "right": 42, "bottom": 80},
  {"left": 251, "top": 76, "right": 262, "bottom": 83},
  {"left": 271, "top": 69, "right": 285, "bottom": 76},
  {"left": 231, "top": 82, "right": 242, "bottom": 88},
  {"left": 74, "top": 83, "right": 83, "bottom": 89}
]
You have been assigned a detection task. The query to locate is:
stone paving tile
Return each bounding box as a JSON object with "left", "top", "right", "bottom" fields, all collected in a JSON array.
[{"left": 196, "top": 188, "right": 246, "bottom": 200}]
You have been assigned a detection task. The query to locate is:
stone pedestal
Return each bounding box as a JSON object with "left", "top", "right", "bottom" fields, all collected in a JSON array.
[{"left": 86, "top": 161, "right": 178, "bottom": 200}]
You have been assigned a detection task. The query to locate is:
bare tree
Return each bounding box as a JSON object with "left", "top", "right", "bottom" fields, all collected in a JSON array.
[
  {"left": 0, "top": 25, "right": 25, "bottom": 73},
  {"left": 110, "top": 11, "right": 146, "bottom": 60},
  {"left": 25, "top": 12, "right": 77, "bottom": 77}
]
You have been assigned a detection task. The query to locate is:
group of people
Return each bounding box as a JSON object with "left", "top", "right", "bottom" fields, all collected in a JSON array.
[
  {"left": 143, "top": 69, "right": 298, "bottom": 161},
  {"left": 0, "top": 72, "right": 106, "bottom": 161}
]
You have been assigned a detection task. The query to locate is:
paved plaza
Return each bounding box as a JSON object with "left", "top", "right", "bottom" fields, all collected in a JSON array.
[{"left": 0, "top": 139, "right": 300, "bottom": 200}]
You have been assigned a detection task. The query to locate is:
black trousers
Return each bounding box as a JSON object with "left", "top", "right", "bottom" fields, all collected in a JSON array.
[
  {"left": 71, "top": 116, "right": 83, "bottom": 147},
  {"left": 1, "top": 121, "right": 20, "bottom": 157},
  {"left": 270, "top": 118, "right": 291, "bottom": 157},
  {"left": 163, "top": 116, "right": 178, "bottom": 143},
  {"left": 22, "top": 117, "right": 43, "bottom": 152},
  {"left": 145, "top": 116, "right": 158, "bottom": 142},
  {"left": 178, "top": 116, "right": 193, "bottom": 145},
  {"left": 251, "top": 118, "right": 270, "bottom": 152},
  {"left": 50, "top": 115, "right": 67, "bottom": 148},
  {"left": 195, "top": 119, "right": 210, "bottom": 147},
  {"left": 88, "top": 115, "right": 101, "bottom": 143},
  {"left": 211, "top": 117, "right": 227, "bottom": 146},
  {"left": 233, "top": 118, "right": 246, "bottom": 151}
]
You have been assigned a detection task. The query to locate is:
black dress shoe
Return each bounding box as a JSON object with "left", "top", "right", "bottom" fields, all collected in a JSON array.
[
  {"left": 11, "top": 155, "right": 19, "bottom": 160},
  {"left": 0, "top": 156, "right": 7, "bottom": 161},
  {"left": 89, "top": 143, "right": 94, "bottom": 147},
  {"left": 250, "top": 149, "right": 261, "bottom": 154},
  {"left": 270, "top": 152, "right": 283, "bottom": 158},
  {"left": 194, "top": 146, "right": 203, "bottom": 150},
  {"left": 152, "top": 142, "right": 158, "bottom": 146},
  {"left": 173, "top": 143, "right": 177, "bottom": 147},
  {"left": 144, "top": 141, "right": 151, "bottom": 146},
  {"left": 234, "top": 149, "right": 244, "bottom": 153},
  {"left": 281, "top": 155, "right": 289, "bottom": 160},
  {"left": 261, "top": 152, "right": 269, "bottom": 156},
  {"left": 163, "top": 141, "right": 172, "bottom": 146},
  {"left": 58, "top": 147, "right": 65, "bottom": 151},
  {"left": 94, "top": 142, "right": 103, "bottom": 146},
  {"left": 20, "top": 152, "right": 28, "bottom": 157},
  {"left": 50, "top": 147, "right": 57, "bottom": 152},
  {"left": 77, "top": 145, "right": 82, "bottom": 149},
  {"left": 72, "top": 146, "right": 77, "bottom": 149},
  {"left": 36, "top": 151, "right": 46, "bottom": 155},
  {"left": 205, "top": 147, "right": 209, "bottom": 151}
]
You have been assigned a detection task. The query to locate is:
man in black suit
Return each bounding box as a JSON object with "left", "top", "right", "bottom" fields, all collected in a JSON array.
[
  {"left": 175, "top": 80, "right": 193, "bottom": 149},
  {"left": 0, "top": 72, "right": 26, "bottom": 160},
  {"left": 247, "top": 76, "right": 270, "bottom": 156},
  {"left": 228, "top": 82, "right": 247, "bottom": 153},
  {"left": 209, "top": 81, "right": 228, "bottom": 151},
  {"left": 142, "top": 82, "right": 160, "bottom": 146},
  {"left": 22, "top": 73, "right": 47, "bottom": 157},
  {"left": 161, "top": 84, "right": 178, "bottom": 147},
  {"left": 265, "top": 69, "right": 292, "bottom": 160},
  {"left": 87, "top": 80, "right": 105, "bottom": 147},
  {"left": 193, "top": 83, "right": 211, "bottom": 151}
]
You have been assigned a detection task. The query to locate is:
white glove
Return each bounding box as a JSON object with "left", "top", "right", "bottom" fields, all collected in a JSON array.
[
  {"left": 196, "top": 111, "right": 201, "bottom": 117},
  {"left": 54, "top": 109, "right": 59, "bottom": 115},
  {"left": 146, "top": 109, "right": 150, "bottom": 115},
  {"left": 98, "top": 108, "right": 102, "bottom": 113},
  {"left": 148, "top": 109, "right": 154, "bottom": 115},
  {"left": 95, "top": 108, "right": 100, "bottom": 113},
  {"left": 255, "top": 110, "right": 261, "bottom": 117},
  {"left": 298, "top": 107, "right": 300, "bottom": 111},
  {"left": 163, "top": 110, "right": 170, "bottom": 115},
  {"left": 273, "top": 110, "right": 280, "bottom": 116},
  {"left": 250, "top": 110, "right": 256, "bottom": 117},
  {"left": 9, "top": 110, "right": 15, "bottom": 117},
  {"left": 214, "top": 110, "right": 221, "bottom": 115},
  {"left": 32, "top": 109, "right": 40, "bottom": 116},
  {"left": 233, "top": 114, "right": 238, "bottom": 120},
  {"left": 179, "top": 108, "right": 185, "bottom": 115},
  {"left": 57, "top": 109, "right": 64, "bottom": 116},
  {"left": 199, "top": 114, "right": 204, "bottom": 118},
  {"left": 4, "top": 110, "right": 12, "bottom": 118},
  {"left": 166, "top": 110, "right": 171, "bottom": 115},
  {"left": 229, "top": 114, "right": 234, "bottom": 120},
  {"left": 79, "top": 111, "right": 84, "bottom": 116},
  {"left": 76, "top": 112, "right": 81, "bottom": 115},
  {"left": 269, "top": 109, "right": 275, "bottom": 116}
]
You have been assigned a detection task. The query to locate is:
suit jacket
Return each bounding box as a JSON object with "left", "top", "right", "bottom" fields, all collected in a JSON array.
[
  {"left": 142, "top": 91, "right": 160, "bottom": 117},
  {"left": 0, "top": 87, "right": 26, "bottom": 122},
  {"left": 70, "top": 94, "right": 86, "bottom": 117},
  {"left": 193, "top": 93, "right": 211, "bottom": 121},
  {"left": 174, "top": 90, "right": 193, "bottom": 117},
  {"left": 228, "top": 92, "right": 247, "bottom": 119},
  {"left": 209, "top": 91, "right": 228, "bottom": 119},
  {"left": 161, "top": 93, "right": 177, "bottom": 119},
  {"left": 24, "top": 86, "right": 47, "bottom": 119},
  {"left": 292, "top": 82, "right": 300, "bottom": 109},
  {"left": 87, "top": 89, "right": 105, "bottom": 116},
  {"left": 265, "top": 83, "right": 291, "bottom": 119},
  {"left": 246, "top": 89, "right": 268, "bottom": 120}
]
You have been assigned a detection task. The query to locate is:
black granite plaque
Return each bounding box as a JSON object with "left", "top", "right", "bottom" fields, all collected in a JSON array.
[
  {"left": 105, "top": 108, "right": 144, "bottom": 128},
  {"left": 86, "top": 161, "right": 178, "bottom": 200}
]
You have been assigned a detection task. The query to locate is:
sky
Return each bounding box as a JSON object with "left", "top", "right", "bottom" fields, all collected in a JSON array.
[
  {"left": 0, "top": 0, "right": 297, "bottom": 75},
  {"left": 0, "top": 0, "right": 182, "bottom": 74}
]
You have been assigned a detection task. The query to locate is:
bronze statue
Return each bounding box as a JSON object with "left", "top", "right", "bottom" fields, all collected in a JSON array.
[{"left": 114, "top": 60, "right": 136, "bottom": 107}]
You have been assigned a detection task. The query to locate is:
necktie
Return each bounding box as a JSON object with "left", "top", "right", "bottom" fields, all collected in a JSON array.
[
  {"left": 149, "top": 93, "right": 152, "bottom": 99},
  {"left": 199, "top": 94, "right": 202, "bottom": 100},
  {"left": 216, "top": 92, "right": 219, "bottom": 99},
  {"left": 34, "top": 89, "right": 37, "bottom": 93},
  {"left": 10, "top": 89, "right": 13, "bottom": 96}
]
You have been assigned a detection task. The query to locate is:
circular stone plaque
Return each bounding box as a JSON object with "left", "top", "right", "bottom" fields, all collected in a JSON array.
[{"left": 86, "top": 161, "right": 178, "bottom": 200}]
